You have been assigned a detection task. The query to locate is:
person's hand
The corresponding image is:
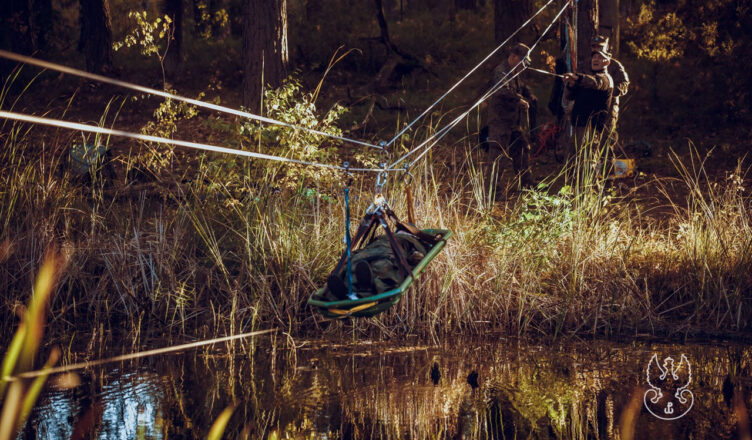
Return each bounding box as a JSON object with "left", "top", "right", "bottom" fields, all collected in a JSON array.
[
  {"left": 519, "top": 99, "right": 530, "bottom": 110},
  {"left": 563, "top": 72, "right": 578, "bottom": 86}
]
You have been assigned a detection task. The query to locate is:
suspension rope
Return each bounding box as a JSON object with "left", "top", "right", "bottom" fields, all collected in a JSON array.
[
  {"left": 390, "top": 67, "right": 524, "bottom": 170},
  {"left": 0, "top": 111, "right": 394, "bottom": 173},
  {"left": 384, "top": 0, "right": 556, "bottom": 148},
  {"left": 344, "top": 184, "right": 356, "bottom": 300},
  {"left": 2, "top": 329, "right": 277, "bottom": 382},
  {"left": 390, "top": 0, "right": 572, "bottom": 171},
  {"left": 528, "top": 66, "right": 565, "bottom": 78},
  {"left": 404, "top": 70, "right": 527, "bottom": 170},
  {"left": 0, "top": 50, "right": 382, "bottom": 150}
]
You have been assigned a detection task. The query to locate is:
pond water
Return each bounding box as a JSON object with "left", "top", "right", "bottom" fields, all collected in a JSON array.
[{"left": 22, "top": 336, "right": 752, "bottom": 439}]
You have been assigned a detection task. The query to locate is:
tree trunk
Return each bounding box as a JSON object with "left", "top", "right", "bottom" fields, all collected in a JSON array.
[
  {"left": 494, "top": 0, "right": 532, "bottom": 45},
  {"left": 599, "top": 0, "right": 618, "bottom": 56},
  {"left": 242, "top": 0, "right": 288, "bottom": 112},
  {"left": 164, "top": 0, "right": 183, "bottom": 80},
  {"left": 577, "top": 0, "right": 598, "bottom": 71},
  {"left": 79, "top": 0, "right": 113, "bottom": 73}
]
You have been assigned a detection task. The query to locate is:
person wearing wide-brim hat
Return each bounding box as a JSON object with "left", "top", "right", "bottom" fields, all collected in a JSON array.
[
  {"left": 561, "top": 45, "right": 615, "bottom": 151},
  {"left": 591, "top": 35, "right": 630, "bottom": 146},
  {"left": 486, "top": 42, "right": 537, "bottom": 190},
  {"left": 508, "top": 42, "right": 532, "bottom": 65}
]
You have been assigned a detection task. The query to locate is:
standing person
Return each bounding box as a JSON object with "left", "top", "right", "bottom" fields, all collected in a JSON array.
[
  {"left": 562, "top": 46, "right": 614, "bottom": 150},
  {"left": 487, "top": 42, "right": 537, "bottom": 189},
  {"left": 592, "top": 35, "right": 629, "bottom": 145}
]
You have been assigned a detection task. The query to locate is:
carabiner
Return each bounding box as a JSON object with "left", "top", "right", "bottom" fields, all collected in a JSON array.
[
  {"left": 375, "top": 167, "right": 387, "bottom": 195},
  {"left": 401, "top": 164, "right": 414, "bottom": 186},
  {"left": 342, "top": 161, "right": 354, "bottom": 186}
]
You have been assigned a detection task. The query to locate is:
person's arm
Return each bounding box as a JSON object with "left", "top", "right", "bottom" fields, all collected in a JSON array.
[
  {"left": 570, "top": 71, "right": 612, "bottom": 91},
  {"left": 611, "top": 59, "right": 630, "bottom": 97},
  {"left": 493, "top": 65, "right": 528, "bottom": 109},
  {"left": 563, "top": 73, "right": 578, "bottom": 100}
]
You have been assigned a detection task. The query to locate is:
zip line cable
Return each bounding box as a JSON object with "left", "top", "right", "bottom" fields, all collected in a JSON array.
[
  {"left": 384, "top": 0, "right": 556, "bottom": 148},
  {"left": 389, "top": 0, "right": 572, "bottom": 171},
  {"left": 2, "top": 328, "right": 277, "bottom": 381},
  {"left": 401, "top": 68, "right": 527, "bottom": 170},
  {"left": 0, "top": 50, "right": 382, "bottom": 150},
  {"left": 390, "top": 1, "right": 571, "bottom": 170},
  {"left": 0, "top": 111, "right": 394, "bottom": 173},
  {"left": 0, "top": 1, "right": 570, "bottom": 183},
  {"left": 389, "top": 68, "right": 521, "bottom": 170},
  {"left": 389, "top": 61, "right": 528, "bottom": 169}
]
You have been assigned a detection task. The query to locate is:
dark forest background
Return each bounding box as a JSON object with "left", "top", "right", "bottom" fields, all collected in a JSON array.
[
  {"left": 1, "top": 0, "right": 752, "bottom": 351},
  {"left": 2, "top": 0, "right": 751, "bottom": 154}
]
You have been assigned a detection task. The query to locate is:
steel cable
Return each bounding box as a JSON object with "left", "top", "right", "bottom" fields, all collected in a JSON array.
[{"left": 0, "top": 50, "right": 382, "bottom": 150}]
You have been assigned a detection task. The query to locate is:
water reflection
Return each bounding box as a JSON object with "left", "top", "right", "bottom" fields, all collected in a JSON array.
[{"left": 24, "top": 339, "right": 752, "bottom": 439}]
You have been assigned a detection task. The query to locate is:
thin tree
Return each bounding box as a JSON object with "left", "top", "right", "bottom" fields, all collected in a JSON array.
[
  {"left": 576, "top": 0, "right": 598, "bottom": 70},
  {"left": 242, "top": 0, "right": 289, "bottom": 112},
  {"left": 79, "top": 0, "right": 114, "bottom": 73},
  {"left": 599, "top": 0, "right": 619, "bottom": 55},
  {"left": 32, "top": 0, "right": 54, "bottom": 52},
  {"left": 164, "top": 0, "right": 183, "bottom": 80}
]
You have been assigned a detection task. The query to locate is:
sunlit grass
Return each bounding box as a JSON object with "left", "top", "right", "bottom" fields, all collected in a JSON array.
[
  {"left": 0, "top": 251, "right": 63, "bottom": 440},
  {"left": 0, "top": 73, "right": 751, "bottom": 344}
]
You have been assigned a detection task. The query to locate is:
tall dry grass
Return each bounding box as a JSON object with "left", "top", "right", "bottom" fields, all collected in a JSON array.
[{"left": 1, "top": 76, "right": 751, "bottom": 344}]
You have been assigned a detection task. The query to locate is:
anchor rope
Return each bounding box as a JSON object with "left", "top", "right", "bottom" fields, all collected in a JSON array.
[
  {"left": 2, "top": 328, "right": 277, "bottom": 382},
  {"left": 0, "top": 50, "right": 383, "bottom": 150},
  {"left": 389, "top": 0, "right": 571, "bottom": 171},
  {"left": 0, "top": 111, "right": 399, "bottom": 173},
  {"left": 384, "top": 0, "right": 556, "bottom": 148}
]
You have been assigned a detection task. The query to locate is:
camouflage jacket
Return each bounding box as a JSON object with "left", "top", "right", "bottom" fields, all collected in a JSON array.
[
  {"left": 609, "top": 58, "right": 629, "bottom": 98},
  {"left": 565, "top": 70, "right": 614, "bottom": 130},
  {"left": 608, "top": 58, "right": 629, "bottom": 121},
  {"left": 488, "top": 61, "right": 535, "bottom": 132}
]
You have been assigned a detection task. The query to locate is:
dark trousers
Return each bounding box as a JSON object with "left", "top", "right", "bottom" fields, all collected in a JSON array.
[{"left": 487, "top": 127, "right": 531, "bottom": 187}]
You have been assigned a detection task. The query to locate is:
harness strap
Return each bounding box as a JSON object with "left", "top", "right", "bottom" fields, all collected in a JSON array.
[
  {"left": 385, "top": 207, "right": 441, "bottom": 246},
  {"left": 344, "top": 187, "right": 356, "bottom": 300},
  {"left": 331, "top": 213, "right": 378, "bottom": 276},
  {"left": 405, "top": 186, "right": 416, "bottom": 226},
  {"left": 376, "top": 210, "right": 413, "bottom": 278}
]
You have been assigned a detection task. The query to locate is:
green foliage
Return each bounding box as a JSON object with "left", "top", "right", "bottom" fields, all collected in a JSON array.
[
  {"left": 626, "top": 1, "right": 688, "bottom": 61},
  {"left": 0, "top": 254, "right": 61, "bottom": 440},
  {"left": 495, "top": 185, "right": 575, "bottom": 252},
  {"left": 113, "top": 11, "right": 174, "bottom": 87},
  {"left": 194, "top": 1, "right": 229, "bottom": 39},
  {"left": 207, "top": 405, "right": 235, "bottom": 440},
  {"left": 231, "top": 75, "right": 374, "bottom": 191},
  {"left": 113, "top": 11, "right": 173, "bottom": 59},
  {"left": 626, "top": 0, "right": 748, "bottom": 61},
  {"left": 133, "top": 93, "right": 201, "bottom": 178}
]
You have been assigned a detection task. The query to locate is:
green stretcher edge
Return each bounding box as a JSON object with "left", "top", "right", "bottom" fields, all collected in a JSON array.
[{"left": 307, "top": 229, "right": 453, "bottom": 316}]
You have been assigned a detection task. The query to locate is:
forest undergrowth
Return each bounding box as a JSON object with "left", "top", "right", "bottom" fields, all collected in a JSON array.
[{"left": 1, "top": 72, "right": 751, "bottom": 348}]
